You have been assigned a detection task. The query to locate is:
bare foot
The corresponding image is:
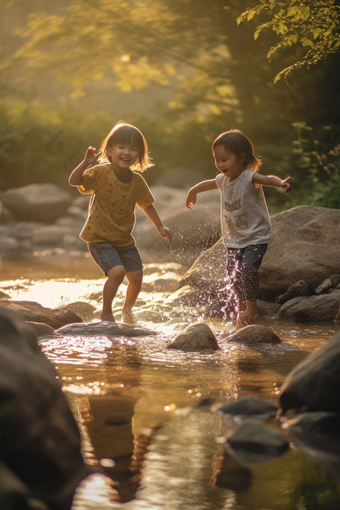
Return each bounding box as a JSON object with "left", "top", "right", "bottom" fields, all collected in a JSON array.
[
  {"left": 100, "top": 311, "right": 116, "bottom": 322},
  {"left": 122, "top": 309, "right": 137, "bottom": 325},
  {"left": 236, "top": 311, "right": 257, "bottom": 329}
]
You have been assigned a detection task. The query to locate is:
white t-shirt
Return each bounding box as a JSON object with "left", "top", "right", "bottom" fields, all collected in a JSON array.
[{"left": 216, "top": 169, "right": 271, "bottom": 248}]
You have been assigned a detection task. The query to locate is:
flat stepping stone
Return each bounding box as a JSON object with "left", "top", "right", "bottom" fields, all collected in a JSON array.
[{"left": 55, "top": 321, "right": 157, "bottom": 337}]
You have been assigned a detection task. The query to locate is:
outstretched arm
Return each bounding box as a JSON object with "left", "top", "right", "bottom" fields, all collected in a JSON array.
[
  {"left": 143, "top": 204, "right": 172, "bottom": 243},
  {"left": 68, "top": 146, "right": 101, "bottom": 187},
  {"left": 253, "top": 173, "right": 291, "bottom": 194},
  {"left": 186, "top": 179, "right": 218, "bottom": 209}
]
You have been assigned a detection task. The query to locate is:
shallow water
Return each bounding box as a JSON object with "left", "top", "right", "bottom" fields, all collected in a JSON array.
[{"left": 1, "top": 253, "right": 340, "bottom": 510}]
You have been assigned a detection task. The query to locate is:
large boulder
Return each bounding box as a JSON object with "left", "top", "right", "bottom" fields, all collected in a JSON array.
[
  {"left": 279, "top": 330, "right": 340, "bottom": 414},
  {"left": 134, "top": 186, "right": 221, "bottom": 267},
  {"left": 3, "top": 184, "right": 73, "bottom": 223},
  {"left": 180, "top": 205, "right": 340, "bottom": 299},
  {"left": 0, "top": 307, "right": 90, "bottom": 508}
]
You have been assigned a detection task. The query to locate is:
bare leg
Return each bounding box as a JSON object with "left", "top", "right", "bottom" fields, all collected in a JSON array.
[
  {"left": 122, "top": 269, "right": 143, "bottom": 324},
  {"left": 100, "top": 265, "right": 126, "bottom": 322},
  {"left": 236, "top": 300, "right": 257, "bottom": 329}
]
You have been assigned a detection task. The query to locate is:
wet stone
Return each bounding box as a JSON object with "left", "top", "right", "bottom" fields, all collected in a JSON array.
[
  {"left": 56, "top": 321, "right": 157, "bottom": 337},
  {"left": 222, "top": 325, "right": 281, "bottom": 345},
  {"left": 167, "top": 322, "right": 220, "bottom": 352},
  {"left": 216, "top": 397, "right": 278, "bottom": 420}
]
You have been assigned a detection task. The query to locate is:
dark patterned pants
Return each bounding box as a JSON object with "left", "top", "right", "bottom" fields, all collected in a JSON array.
[{"left": 226, "top": 244, "right": 267, "bottom": 312}]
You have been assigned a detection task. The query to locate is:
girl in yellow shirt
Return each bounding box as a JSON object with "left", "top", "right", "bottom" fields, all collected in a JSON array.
[{"left": 69, "top": 121, "right": 171, "bottom": 323}]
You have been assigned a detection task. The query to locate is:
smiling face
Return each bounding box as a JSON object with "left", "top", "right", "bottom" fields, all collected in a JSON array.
[
  {"left": 107, "top": 143, "right": 139, "bottom": 174},
  {"left": 213, "top": 145, "right": 245, "bottom": 180}
]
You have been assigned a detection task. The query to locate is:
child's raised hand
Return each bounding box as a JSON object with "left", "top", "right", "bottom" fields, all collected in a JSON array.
[
  {"left": 84, "top": 146, "right": 102, "bottom": 164},
  {"left": 186, "top": 188, "right": 197, "bottom": 209},
  {"left": 280, "top": 176, "right": 291, "bottom": 194},
  {"left": 158, "top": 226, "right": 172, "bottom": 243}
]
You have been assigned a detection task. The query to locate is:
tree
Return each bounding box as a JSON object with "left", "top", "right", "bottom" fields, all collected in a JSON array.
[{"left": 237, "top": 0, "right": 340, "bottom": 83}]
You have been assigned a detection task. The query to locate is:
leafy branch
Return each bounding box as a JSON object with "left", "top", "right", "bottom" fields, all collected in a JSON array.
[{"left": 237, "top": 0, "right": 340, "bottom": 82}]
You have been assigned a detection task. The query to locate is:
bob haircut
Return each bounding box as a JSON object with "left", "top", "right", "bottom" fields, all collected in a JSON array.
[
  {"left": 212, "top": 129, "right": 262, "bottom": 172},
  {"left": 99, "top": 122, "right": 153, "bottom": 172}
]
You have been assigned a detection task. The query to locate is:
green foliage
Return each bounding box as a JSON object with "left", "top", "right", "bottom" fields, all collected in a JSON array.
[
  {"left": 0, "top": 99, "right": 232, "bottom": 191},
  {"left": 237, "top": 0, "right": 340, "bottom": 82},
  {"left": 292, "top": 121, "right": 340, "bottom": 208},
  {"left": 0, "top": 100, "right": 113, "bottom": 190},
  {"left": 2, "top": 0, "right": 238, "bottom": 118}
]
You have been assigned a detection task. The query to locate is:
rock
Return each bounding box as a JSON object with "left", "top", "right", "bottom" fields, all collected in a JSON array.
[
  {"left": 222, "top": 325, "right": 281, "bottom": 345},
  {"left": 335, "top": 307, "right": 340, "bottom": 323},
  {"left": 256, "top": 300, "right": 281, "bottom": 317},
  {"left": 276, "top": 296, "right": 310, "bottom": 319},
  {"left": 3, "top": 183, "right": 73, "bottom": 223},
  {"left": 0, "top": 200, "right": 16, "bottom": 224},
  {"left": 32, "top": 225, "right": 76, "bottom": 246},
  {"left": 155, "top": 167, "right": 209, "bottom": 188},
  {"left": 315, "top": 278, "right": 332, "bottom": 295},
  {"left": 216, "top": 397, "right": 278, "bottom": 420},
  {"left": 72, "top": 195, "right": 90, "bottom": 210},
  {"left": 134, "top": 310, "right": 169, "bottom": 323},
  {"left": 27, "top": 321, "right": 55, "bottom": 337},
  {"left": 281, "top": 412, "right": 340, "bottom": 479},
  {"left": 11, "top": 221, "right": 45, "bottom": 240},
  {"left": 330, "top": 274, "right": 340, "bottom": 288},
  {"left": 226, "top": 420, "right": 289, "bottom": 467},
  {"left": 57, "top": 301, "right": 97, "bottom": 322},
  {"left": 279, "top": 330, "right": 340, "bottom": 414},
  {"left": 282, "top": 412, "right": 340, "bottom": 436},
  {"left": 181, "top": 206, "right": 340, "bottom": 299},
  {"left": 56, "top": 321, "right": 157, "bottom": 337},
  {"left": 277, "top": 280, "right": 309, "bottom": 304},
  {"left": 66, "top": 206, "right": 88, "bottom": 221},
  {"left": 292, "top": 290, "right": 340, "bottom": 322},
  {"left": 63, "top": 234, "right": 87, "bottom": 251},
  {"left": 179, "top": 237, "right": 227, "bottom": 291},
  {"left": 134, "top": 186, "right": 221, "bottom": 267},
  {"left": 152, "top": 278, "right": 179, "bottom": 292},
  {"left": 0, "top": 236, "right": 19, "bottom": 251},
  {"left": 0, "top": 307, "right": 90, "bottom": 508},
  {"left": 167, "top": 322, "right": 220, "bottom": 352},
  {"left": 0, "top": 300, "right": 83, "bottom": 329},
  {"left": 55, "top": 216, "right": 84, "bottom": 228},
  {"left": 0, "top": 459, "right": 34, "bottom": 510}
]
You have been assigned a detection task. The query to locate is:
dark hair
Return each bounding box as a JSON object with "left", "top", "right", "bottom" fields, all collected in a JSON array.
[
  {"left": 99, "top": 121, "right": 153, "bottom": 172},
  {"left": 212, "top": 129, "right": 262, "bottom": 172}
]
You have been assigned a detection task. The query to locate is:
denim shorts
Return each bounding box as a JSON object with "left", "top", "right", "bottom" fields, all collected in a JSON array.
[{"left": 87, "top": 242, "right": 143, "bottom": 275}]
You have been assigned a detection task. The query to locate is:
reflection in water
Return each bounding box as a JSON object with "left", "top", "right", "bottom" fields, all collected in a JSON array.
[
  {"left": 211, "top": 449, "right": 253, "bottom": 492},
  {"left": 1, "top": 257, "right": 340, "bottom": 509}
]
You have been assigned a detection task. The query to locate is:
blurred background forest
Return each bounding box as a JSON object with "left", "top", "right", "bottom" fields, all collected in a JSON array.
[{"left": 0, "top": 0, "right": 339, "bottom": 212}]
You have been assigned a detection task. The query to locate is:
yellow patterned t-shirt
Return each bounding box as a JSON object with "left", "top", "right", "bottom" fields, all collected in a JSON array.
[{"left": 78, "top": 163, "right": 155, "bottom": 246}]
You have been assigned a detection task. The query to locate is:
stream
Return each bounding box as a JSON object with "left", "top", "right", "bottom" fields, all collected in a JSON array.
[{"left": 1, "top": 252, "right": 340, "bottom": 510}]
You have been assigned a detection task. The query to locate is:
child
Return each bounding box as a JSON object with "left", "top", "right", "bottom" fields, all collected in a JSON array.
[
  {"left": 186, "top": 129, "right": 291, "bottom": 328},
  {"left": 69, "top": 121, "right": 171, "bottom": 324}
]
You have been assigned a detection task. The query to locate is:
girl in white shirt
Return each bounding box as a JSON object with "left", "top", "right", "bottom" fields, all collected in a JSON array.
[{"left": 186, "top": 129, "right": 291, "bottom": 328}]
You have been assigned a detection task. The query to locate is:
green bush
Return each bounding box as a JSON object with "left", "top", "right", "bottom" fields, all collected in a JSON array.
[{"left": 292, "top": 121, "right": 340, "bottom": 209}]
